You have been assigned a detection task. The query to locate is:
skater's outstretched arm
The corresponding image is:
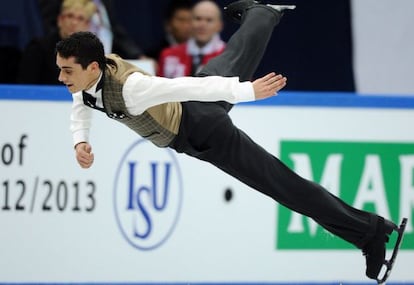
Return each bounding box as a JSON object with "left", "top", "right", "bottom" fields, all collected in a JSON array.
[{"left": 252, "top": 72, "right": 287, "bottom": 100}]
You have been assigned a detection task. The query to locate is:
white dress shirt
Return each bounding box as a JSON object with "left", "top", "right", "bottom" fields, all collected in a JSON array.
[{"left": 71, "top": 72, "right": 255, "bottom": 146}]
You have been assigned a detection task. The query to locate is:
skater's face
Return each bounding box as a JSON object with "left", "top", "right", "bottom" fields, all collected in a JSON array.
[
  {"left": 56, "top": 54, "right": 100, "bottom": 93},
  {"left": 191, "top": 1, "right": 223, "bottom": 46}
]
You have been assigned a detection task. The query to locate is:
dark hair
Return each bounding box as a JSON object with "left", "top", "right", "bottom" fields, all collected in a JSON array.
[
  {"left": 165, "top": 0, "right": 193, "bottom": 21},
  {"left": 56, "top": 31, "right": 112, "bottom": 70}
]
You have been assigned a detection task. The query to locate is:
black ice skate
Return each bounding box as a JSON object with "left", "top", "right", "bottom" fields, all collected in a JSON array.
[
  {"left": 363, "top": 217, "right": 407, "bottom": 284},
  {"left": 224, "top": 0, "right": 295, "bottom": 24}
]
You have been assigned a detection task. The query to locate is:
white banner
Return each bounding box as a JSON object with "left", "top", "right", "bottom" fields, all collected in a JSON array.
[{"left": 0, "top": 90, "right": 413, "bottom": 284}]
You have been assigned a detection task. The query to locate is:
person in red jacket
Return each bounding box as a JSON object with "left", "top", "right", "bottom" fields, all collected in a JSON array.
[{"left": 157, "top": 0, "right": 225, "bottom": 78}]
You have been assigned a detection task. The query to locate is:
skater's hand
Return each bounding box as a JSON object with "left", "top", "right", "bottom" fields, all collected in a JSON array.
[
  {"left": 75, "top": 142, "right": 94, "bottom": 169},
  {"left": 252, "top": 72, "right": 287, "bottom": 100}
]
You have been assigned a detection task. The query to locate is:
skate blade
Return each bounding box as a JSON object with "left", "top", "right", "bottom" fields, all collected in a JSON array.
[{"left": 376, "top": 218, "right": 408, "bottom": 285}]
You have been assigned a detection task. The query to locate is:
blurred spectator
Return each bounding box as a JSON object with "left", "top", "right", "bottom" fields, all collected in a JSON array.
[
  {"left": 37, "top": 0, "right": 144, "bottom": 59},
  {"left": 157, "top": 0, "right": 225, "bottom": 78},
  {"left": 146, "top": 0, "right": 193, "bottom": 60},
  {"left": 17, "top": 0, "right": 95, "bottom": 84}
]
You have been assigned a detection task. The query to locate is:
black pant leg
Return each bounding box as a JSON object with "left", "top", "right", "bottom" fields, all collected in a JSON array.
[
  {"left": 199, "top": 5, "right": 281, "bottom": 81},
  {"left": 196, "top": 5, "right": 281, "bottom": 112},
  {"left": 191, "top": 115, "right": 377, "bottom": 249}
]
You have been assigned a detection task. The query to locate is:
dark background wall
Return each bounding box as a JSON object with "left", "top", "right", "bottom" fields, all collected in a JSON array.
[
  {"left": 114, "top": 0, "right": 355, "bottom": 92},
  {"left": 0, "top": 0, "right": 354, "bottom": 91}
]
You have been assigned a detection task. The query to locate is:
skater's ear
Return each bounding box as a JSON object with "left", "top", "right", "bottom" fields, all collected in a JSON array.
[{"left": 87, "top": 61, "right": 100, "bottom": 72}]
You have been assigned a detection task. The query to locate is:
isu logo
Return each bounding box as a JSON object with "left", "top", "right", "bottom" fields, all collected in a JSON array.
[{"left": 113, "top": 139, "right": 183, "bottom": 250}]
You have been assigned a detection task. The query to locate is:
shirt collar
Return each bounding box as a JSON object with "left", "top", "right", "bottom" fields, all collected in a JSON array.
[
  {"left": 187, "top": 34, "right": 225, "bottom": 56},
  {"left": 84, "top": 72, "right": 103, "bottom": 95}
]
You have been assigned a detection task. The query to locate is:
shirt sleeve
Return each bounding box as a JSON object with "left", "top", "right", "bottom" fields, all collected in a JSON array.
[
  {"left": 70, "top": 91, "right": 92, "bottom": 147},
  {"left": 122, "top": 73, "right": 255, "bottom": 115}
]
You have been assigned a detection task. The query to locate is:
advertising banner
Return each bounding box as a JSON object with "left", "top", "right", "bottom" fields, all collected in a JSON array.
[{"left": 0, "top": 86, "right": 413, "bottom": 284}]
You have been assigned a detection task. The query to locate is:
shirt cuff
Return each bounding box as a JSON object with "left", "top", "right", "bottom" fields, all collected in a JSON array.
[
  {"left": 233, "top": 81, "right": 255, "bottom": 102},
  {"left": 72, "top": 129, "right": 89, "bottom": 147}
]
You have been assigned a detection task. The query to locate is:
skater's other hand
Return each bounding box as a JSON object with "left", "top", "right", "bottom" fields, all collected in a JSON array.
[
  {"left": 75, "top": 142, "right": 94, "bottom": 169},
  {"left": 252, "top": 72, "right": 287, "bottom": 100}
]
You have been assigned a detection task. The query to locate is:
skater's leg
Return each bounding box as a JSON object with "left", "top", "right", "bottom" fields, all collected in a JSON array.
[
  {"left": 198, "top": 4, "right": 282, "bottom": 81},
  {"left": 177, "top": 112, "right": 404, "bottom": 281},
  {"left": 190, "top": 116, "right": 379, "bottom": 248},
  {"left": 197, "top": 4, "right": 284, "bottom": 112}
]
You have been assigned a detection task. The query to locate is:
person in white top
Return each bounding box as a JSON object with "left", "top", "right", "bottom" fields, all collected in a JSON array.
[{"left": 55, "top": 1, "right": 407, "bottom": 283}]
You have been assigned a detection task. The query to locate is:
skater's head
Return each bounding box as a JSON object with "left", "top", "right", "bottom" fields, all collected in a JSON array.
[{"left": 56, "top": 31, "right": 106, "bottom": 93}]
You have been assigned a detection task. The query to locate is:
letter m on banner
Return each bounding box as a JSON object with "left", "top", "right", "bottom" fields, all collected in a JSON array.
[{"left": 276, "top": 140, "right": 414, "bottom": 250}]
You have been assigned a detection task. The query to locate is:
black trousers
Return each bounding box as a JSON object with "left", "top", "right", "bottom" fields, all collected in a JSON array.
[{"left": 170, "top": 5, "right": 377, "bottom": 248}]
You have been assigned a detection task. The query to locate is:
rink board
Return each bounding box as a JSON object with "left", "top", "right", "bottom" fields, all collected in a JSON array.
[{"left": 0, "top": 85, "right": 413, "bottom": 284}]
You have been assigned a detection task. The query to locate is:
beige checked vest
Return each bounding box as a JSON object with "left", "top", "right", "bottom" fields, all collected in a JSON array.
[{"left": 102, "top": 54, "right": 182, "bottom": 147}]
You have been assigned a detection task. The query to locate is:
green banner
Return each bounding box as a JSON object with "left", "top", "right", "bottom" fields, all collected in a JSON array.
[{"left": 277, "top": 141, "right": 413, "bottom": 249}]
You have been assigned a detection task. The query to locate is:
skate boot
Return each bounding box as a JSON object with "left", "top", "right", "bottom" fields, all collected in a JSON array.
[
  {"left": 224, "top": 0, "right": 296, "bottom": 24},
  {"left": 362, "top": 217, "right": 407, "bottom": 284}
]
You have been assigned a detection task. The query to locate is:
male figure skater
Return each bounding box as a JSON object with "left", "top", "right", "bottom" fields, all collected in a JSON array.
[{"left": 55, "top": 0, "right": 406, "bottom": 283}]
